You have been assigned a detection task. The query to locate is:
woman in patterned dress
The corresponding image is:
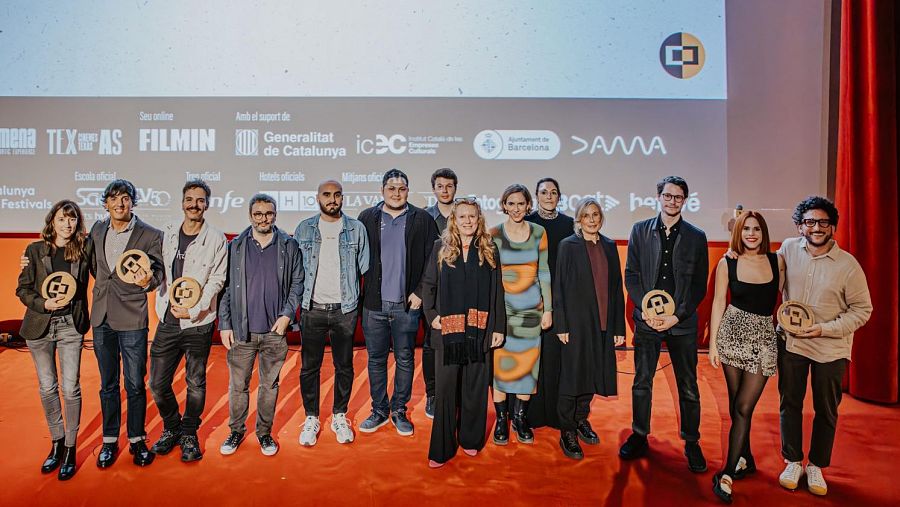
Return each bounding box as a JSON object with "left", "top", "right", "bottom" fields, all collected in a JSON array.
[
  {"left": 490, "top": 184, "right": 552, "bottom": 445},
  {"left": 709, "top": 211, "right": 784, "bottom": 503}
]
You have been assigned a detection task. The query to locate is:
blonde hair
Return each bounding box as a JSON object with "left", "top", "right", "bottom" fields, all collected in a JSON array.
[
  {"left": 573, "top": 198, "right": 604, "bottom": 237},
  {"left": 438, "top": 199, "right": 497, "bottom": 269}
]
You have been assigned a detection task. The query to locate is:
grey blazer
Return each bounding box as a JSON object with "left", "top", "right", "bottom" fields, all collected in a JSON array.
[
  {"left": 16, "top": 241, "right": 91, "bottom": 340},
  {"left": 87, "top": 215, "right": 164, "bottom": 331}
]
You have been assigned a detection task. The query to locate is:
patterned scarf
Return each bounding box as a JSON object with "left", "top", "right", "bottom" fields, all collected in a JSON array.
[{"left": 437, "top": 238, "right": 494, "bottom": 365}]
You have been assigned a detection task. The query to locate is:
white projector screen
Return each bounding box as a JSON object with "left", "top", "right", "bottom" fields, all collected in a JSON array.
[{"left": 0, "top": 0, "right": 833, "bottom": 240}]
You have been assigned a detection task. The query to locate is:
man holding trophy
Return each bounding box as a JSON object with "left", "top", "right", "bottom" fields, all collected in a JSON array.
[
  {"left": 87, "top": 179, "right": 164, "bottom": 469},
  {"left": 619, "top": 176, "right": 710, "bottom": 473},
  {"left": 149, "top": 180, "right": 228, "bottom": 462}
]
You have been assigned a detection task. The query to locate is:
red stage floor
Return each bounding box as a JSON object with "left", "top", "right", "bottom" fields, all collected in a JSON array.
[{"left": 0, "top": 345, "right": 897, "bottom": 506}]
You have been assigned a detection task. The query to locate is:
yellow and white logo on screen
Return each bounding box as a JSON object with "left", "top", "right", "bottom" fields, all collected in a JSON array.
[{"left": 659, "top": 32, "right": 705, "bottom": 79}]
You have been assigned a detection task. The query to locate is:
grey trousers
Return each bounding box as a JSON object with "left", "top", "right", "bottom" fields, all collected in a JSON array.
[
  {"left": 27, "top": 315, "right": 83, "bottom": 447},
  {"left": 227, "top": 332, "right": 288, "bottom": 437}
]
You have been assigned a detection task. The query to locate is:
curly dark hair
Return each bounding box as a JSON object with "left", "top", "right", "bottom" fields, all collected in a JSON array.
[{"left": 792, "top": 196, "right": 839, "bottom": 227}]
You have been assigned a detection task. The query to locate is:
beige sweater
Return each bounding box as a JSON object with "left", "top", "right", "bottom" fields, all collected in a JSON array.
[{"left": 779, "top": 237, "right": 872, "bottom": 363}]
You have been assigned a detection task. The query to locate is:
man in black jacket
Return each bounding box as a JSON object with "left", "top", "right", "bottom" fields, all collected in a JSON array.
[
  {"left": 619, "top": 176, "right": 709, "bottom": 473},
  {"left": 357, "top": 169, "right": 439, "bottom": 437}
]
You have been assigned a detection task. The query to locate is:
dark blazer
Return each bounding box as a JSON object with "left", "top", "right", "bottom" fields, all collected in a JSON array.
[
  {"left": 553, "top": 234, "right": 625, "bottom": 396},
  {"left": 87, "top": 215, "right": 164, "bottom": 331},
  {"left": 624, "top": 215, "right": 708, "bottom": 335},
  {"left": 419, "top": 239, "right": 506, "bottom": 354},
  {"left": 358, "top": 202, "right": 439, "bottom": 311},
  {"left": 16, "top": 241, "right": 91, "bottom": 340},
  {"left": 218, "top": 226, "right": 304, "bottom": 342}
]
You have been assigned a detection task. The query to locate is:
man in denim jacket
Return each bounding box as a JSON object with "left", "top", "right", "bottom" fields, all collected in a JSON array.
[{"left": 294, "top": 180, "right": 369, "bottom": 446}]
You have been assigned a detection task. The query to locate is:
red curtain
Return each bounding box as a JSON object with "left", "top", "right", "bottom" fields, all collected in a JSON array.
[{"left": 836, "top": 0, "right": 899, "bottom": 403}]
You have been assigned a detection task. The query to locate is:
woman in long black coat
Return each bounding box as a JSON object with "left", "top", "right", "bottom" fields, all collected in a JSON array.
[{"left": 552, "top": 197, "right": 626, "bottom": 460}]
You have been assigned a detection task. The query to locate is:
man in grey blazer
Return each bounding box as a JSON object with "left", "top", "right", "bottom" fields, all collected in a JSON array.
[{"left": 87, "top": 179, "right": 164, "bottom": 469}]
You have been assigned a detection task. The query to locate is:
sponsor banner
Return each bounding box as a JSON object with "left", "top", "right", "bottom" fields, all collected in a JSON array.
[
  {"left": 234, "top": 129, "right": 345, "bottom": 159},
  {"left": 47, "top": 129, "right": 122, "bottom": 155},
  {"left": 473, "top": 130, "right": 560, "bottom": 160},
  {"left": 0, "top": 128, "right": 37, "bottom": 156},
  {"left": 355, "top": 134, "right": 464, "bottom": 156},
  {"left": 139, "top": 128, "right": 215, "bottom": 152}
]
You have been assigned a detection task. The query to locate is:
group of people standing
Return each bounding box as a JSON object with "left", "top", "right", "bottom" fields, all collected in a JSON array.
[{"left": 16, "top": 169, "right": 871, "bottom": 503}]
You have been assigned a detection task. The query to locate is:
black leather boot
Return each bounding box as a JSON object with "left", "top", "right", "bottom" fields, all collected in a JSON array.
[
  {"left": 492, "top": 400, "right": 509, "bottom": 445},
  {"left": 559, "top": 430, "right": 584, "bottom": 460},
  {"left": 511, "top": 398, "right": 534, "bottom": 444},
  {"left": 58, "top": 445, "right": 77, "bottom": 481},
  {"left": 41, "top": 438, "right": 65, "bottom": 474}
]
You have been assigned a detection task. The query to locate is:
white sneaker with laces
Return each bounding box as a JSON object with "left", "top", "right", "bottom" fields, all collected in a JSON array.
[
  {"left": 805, "top": 464, "right": 828, "bottom": 496},
  {"left": 299, "top": 416, "right": 320, "bottom": 447},
  {"left": 779, "top": 460, "right": 804, "bottom": 490},
  {"left": 331, "top": 413, "right": 355, "bottom": 444}
]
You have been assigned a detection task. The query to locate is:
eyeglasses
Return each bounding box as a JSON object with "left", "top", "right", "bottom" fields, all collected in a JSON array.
[
  {"left": 801, "top": 218, "right": 832, "bottom": 228},
  {"left": 454, "top": 197, "right": 478, "bottom": 204},
  {"left": 660, "top": 193, "right": 685, "bottom": 203},
  {"left": 251, "top": 211, "right": 276, "bottom": 220}
]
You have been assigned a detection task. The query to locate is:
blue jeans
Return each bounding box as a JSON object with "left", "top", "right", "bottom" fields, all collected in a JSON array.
[
  {"left": 362, "top": 301, "right": 420, "bottom": 415},
  {"left": 93, "top": 322, "right": 149, "bottom": 441}
]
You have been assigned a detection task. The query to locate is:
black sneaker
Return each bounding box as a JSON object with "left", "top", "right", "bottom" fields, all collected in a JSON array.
[
  {"left": 559, "top": 430, "right": 584, "bottom": 460},
  {"left": 390, "top": 411, "right": 414, "bottom": 437},
  {"left": 576, "top": 420, "right": 600, "bottom": 445},
  {"left": 358, "top": 412, "right": 390, "bottom": 433},
  {"left": 685, "top": 441, "right": 708, "bottom": 473},
  {"left": 618, "top": 433, "right": 648, "bottom": 460},
  {"left": 425, "top": 396, "right": 435, "bottom": 420},
  {"left": 219, "top": 431, "right": 245, "bottom": 455},
  {"left": 179, "top": 435, "right": 203, "bottom": 462},
  {"left": 151, "top": 428, "right": 182, "bottom": 455}
]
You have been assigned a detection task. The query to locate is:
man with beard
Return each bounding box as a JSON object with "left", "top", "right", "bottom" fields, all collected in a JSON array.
[
  {"left": 148, "top": 180, "right": 227, "bottom": 462},
  {"left": 357, "top": 169, "right": 439, "bottom": 436},
  {"left": 294, "top": 180, "right": 369, "bottom": 446},
  {"left": 619, "top": 176, "right": 710, "bottom": 473},
  {"left": 422, "top": 168, "right": 458, "bottom": 418},
  {"left": 775, "top": 196, "right": 871, "bottom": 497},
  {"left": 218, "top": 193, "right": 304, "bottom": 457},
  {"left": 88, "top": 179, "right": 164, "bottom": 468}
]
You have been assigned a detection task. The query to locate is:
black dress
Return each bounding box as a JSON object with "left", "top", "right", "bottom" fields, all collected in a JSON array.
[{"left": 525, "top": 211, "right": 574, "bottom": 428}]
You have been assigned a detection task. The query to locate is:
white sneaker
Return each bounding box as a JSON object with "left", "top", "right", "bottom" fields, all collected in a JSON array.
[
  {"left": 778, "top": 460, "right": 804, "bottom": 490},
  {"left": 299, "top": 416, "right": 320, "bottom": 447},
  {"left": 331, "top": 413, "right": 355, "bottom": 444},
  {"left": 805, "top": 464, "right": 828, "bottom": 496}
]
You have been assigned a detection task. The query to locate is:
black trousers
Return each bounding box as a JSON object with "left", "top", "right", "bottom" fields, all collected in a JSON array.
[
  {"left": 428, "top": 334, "right": 490, "bottom": 463},
  {"left": 300, "top": 306, "right": 357, "bottom": 416},
  {"left": 777, "top": 338, "right": 847, "bottom": 467},
  {"left": 422, "top": 322, "right": 436, "bottom": 398},
  {"left": 149, "top": 322, "right": 214, "bottom": 436},
  {"left": 558, "top": 393, "right": 592, "bottom": 431},
  {"left": 631, "top": 329, "right": 701, "bottom": 442}
]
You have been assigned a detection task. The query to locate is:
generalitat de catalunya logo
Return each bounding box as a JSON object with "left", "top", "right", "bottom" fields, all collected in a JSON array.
[{"left": 659, "top": 32, "right": 705, "bottom": 79}]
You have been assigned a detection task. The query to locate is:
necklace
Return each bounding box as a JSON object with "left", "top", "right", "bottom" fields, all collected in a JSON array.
[{"left": 537, "top": 208, "right": 558, "bottom": 220}]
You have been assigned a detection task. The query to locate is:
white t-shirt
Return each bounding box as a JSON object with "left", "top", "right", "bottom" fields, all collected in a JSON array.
[{"left": 312, "top": 217, "right": 343, "bottom": 304}]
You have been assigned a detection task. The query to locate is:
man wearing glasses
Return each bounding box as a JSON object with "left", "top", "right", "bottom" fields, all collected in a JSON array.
[
  {"left": 775, "top": 196, "right": 871, "bottom": 497},
  {"left": 218, "top": 193, "right": 304, "bottom": 457},
  {"left": 620, "top": 176, "right": 710, "bottom": 473}
]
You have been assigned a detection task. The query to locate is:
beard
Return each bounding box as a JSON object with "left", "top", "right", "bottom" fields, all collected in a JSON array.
[
  {"left": 319, "top": 202, "right": 342, "bottom": 217},
  {"left": 803, "top": 229, "right": 833, "bottom": 247},
  {"left": 252, "top": 223, "right": 273, "bottom": 234}
]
